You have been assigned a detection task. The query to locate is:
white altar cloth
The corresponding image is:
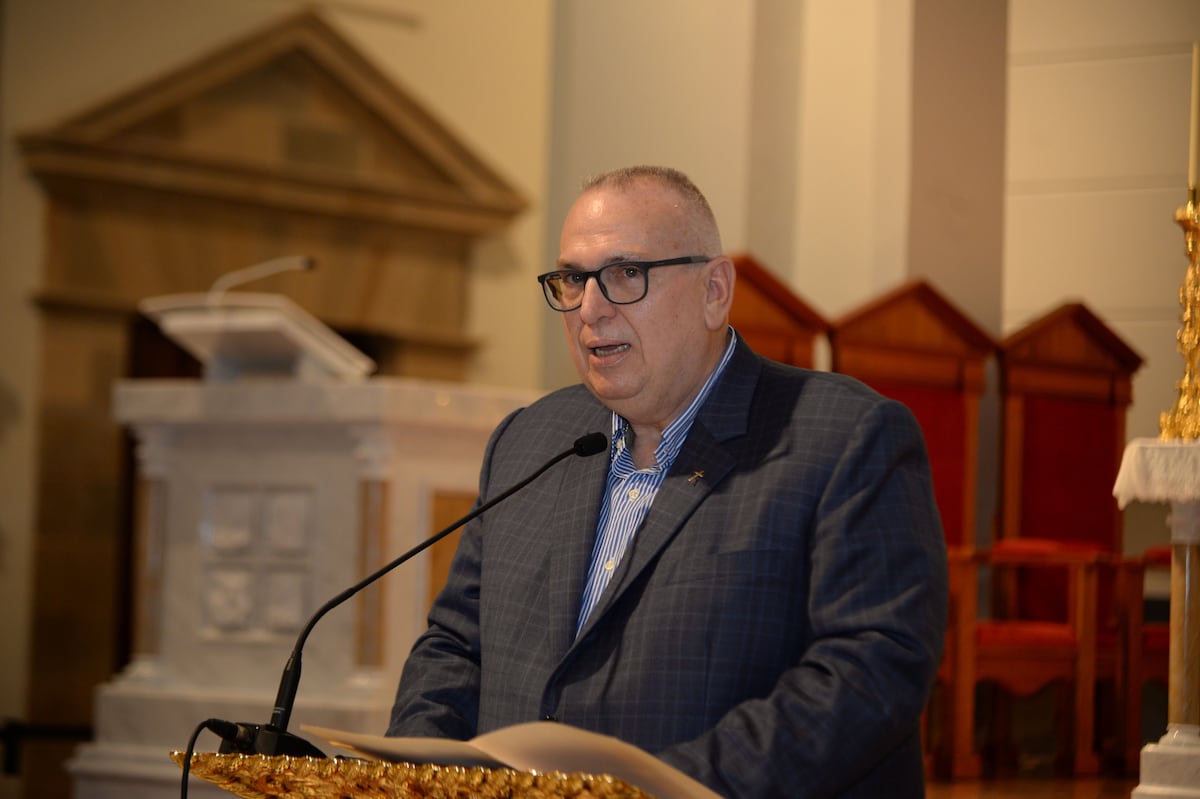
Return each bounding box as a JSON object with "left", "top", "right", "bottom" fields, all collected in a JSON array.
[{"left": 1113, "top": 438, "right": 1200, "bottom": 508}]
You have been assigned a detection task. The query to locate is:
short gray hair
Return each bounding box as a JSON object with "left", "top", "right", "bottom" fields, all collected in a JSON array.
[{"left": 581, "top": 165, "right": 720, "bottom": 247}]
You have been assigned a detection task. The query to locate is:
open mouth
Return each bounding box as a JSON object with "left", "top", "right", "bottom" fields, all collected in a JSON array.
[{"left": 590, "top": 343, "right": 630, "bottom": 357}]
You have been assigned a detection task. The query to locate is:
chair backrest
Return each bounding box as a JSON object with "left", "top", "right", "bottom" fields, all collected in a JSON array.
[
  {"left": 829, "top": 279, "right": 995, "bottom": 549},
  {"left": 727, "top": 253, "right": 830, "bottom": 369},
  {"left": 997, "top": 302, "right": 1142, "bottom": 620}
]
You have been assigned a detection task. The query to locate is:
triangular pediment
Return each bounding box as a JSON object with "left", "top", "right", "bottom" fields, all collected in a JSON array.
[
  {"left": 832, "top": 279, "right": 995, "bottom": 358},
  {"left": 19, "top": 10, "right": 525, "bottom": 233},
  {"left": 1001, "top": 302, "right": 1143, "bottom": 375}
]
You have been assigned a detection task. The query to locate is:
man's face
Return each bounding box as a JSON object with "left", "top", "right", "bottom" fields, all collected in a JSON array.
[{"left": 557, "top": 180, "right": 720, "bottom": 430}]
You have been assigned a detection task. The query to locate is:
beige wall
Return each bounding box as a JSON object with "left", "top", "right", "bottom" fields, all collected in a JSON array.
[
  {"left": 792, "top": 0, "right": 917, "bottom": 317},
  {"left": 910, "top": 0, "right": 1007, "bottom": 333},
  {"left": 542, "top": 0, "right": 757, "bottom": 389}
]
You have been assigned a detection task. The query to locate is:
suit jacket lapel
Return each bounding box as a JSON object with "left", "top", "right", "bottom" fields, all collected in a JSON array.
[
  {"left": 543, "top": 406, "right": 613, "bottom": 654},
  {"left": 569, "top": 338, "right": 765, "bottom": 645}
]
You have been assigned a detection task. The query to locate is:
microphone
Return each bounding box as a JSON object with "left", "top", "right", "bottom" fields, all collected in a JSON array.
[
  {"left": 206, "top": 431, "right": 608, "bottom": 759},
  {"left": 206, "top": 255, "right": 315, "bottom": 304}
]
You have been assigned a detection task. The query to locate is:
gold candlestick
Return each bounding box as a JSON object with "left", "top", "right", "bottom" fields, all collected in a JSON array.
[{"left": 1160, "top": 187, "right": 1200, "bottom": 440}]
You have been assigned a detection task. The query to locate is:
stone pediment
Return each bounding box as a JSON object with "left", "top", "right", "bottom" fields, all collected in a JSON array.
[{"left": 19, "top": 10, "right": 526, "bottom": 234}]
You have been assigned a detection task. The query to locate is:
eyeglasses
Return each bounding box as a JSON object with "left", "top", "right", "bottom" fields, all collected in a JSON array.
[{"left": 536, "top": 256, "right": 712, "bottom": 312}]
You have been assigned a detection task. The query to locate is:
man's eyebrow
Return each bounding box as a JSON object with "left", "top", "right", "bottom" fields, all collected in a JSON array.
[{"left": 554, "top": 255, "right": 643, "bottom": 270}]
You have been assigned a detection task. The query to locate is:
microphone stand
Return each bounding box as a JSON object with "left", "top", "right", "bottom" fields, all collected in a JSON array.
[{"left": 206, "top": 255, "right": 315, "bottom": 305}]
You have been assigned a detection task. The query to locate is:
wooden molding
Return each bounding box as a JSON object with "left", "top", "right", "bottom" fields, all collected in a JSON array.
[{"left": 18, "top": 9, "right": 527, "bottom": 234}]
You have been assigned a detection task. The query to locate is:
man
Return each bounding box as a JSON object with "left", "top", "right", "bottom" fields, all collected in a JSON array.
[{"left": 388, "top": 166, "right": 947, "bottom": 798}]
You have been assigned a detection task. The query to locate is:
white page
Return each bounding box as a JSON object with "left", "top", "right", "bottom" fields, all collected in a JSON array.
[
  {"left": 472, "top": 722, "right": 723, "bottom": 799},
  {"left": 301, "top": 722, "right": 724, "bottom": 799},
  {"left": 301, "top": 724, "right": 504, "bottom": 768}
]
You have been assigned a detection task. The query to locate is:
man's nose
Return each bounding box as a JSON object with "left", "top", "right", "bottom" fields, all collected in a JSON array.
[{"left": 577, "top": 275, "right": 614, "bottom": 322}]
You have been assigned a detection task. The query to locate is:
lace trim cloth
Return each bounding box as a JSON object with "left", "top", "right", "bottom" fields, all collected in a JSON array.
[{"left": 1113, "top": 438, "right": 1200, "bottom": 507}]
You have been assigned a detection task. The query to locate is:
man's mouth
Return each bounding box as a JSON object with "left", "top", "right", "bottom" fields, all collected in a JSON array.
[{"left": 590, "top": 343, "right": 630, "bottom": 357}]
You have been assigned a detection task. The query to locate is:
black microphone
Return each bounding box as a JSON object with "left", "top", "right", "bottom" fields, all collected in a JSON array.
[{"left": 206, "top": 431, "right": 608, "bottom": 759}]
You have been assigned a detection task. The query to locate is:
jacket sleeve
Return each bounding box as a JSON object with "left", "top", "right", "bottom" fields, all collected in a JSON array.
[
  {"left": 655, "top": 399, "right": 948, "bottom": 798},
  {"left": 384, "top": 410, "right": 521, "bottom": 740}
]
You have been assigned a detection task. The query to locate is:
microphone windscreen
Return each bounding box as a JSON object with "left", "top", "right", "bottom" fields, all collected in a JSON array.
[{"left": 573, "top": 432, "right": 607, "bottom": 457}]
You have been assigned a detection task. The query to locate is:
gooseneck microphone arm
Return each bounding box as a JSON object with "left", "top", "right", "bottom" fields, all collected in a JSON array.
[{"left": 200, "top": 430, "right": 608, "bottom": 768}]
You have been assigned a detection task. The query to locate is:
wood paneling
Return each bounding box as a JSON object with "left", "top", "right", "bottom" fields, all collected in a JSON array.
[{"left": 427, "top": 491, "right": 476, "bottom": 612}]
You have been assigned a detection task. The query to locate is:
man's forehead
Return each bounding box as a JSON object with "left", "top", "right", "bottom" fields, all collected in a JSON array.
[{"left": 569, "top": 183, "right": 687, "bottom": 231}]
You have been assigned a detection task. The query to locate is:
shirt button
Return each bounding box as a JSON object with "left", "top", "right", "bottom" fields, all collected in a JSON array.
[
  {"left": 604, "top": 559, "right": 615, "bottom": 571},
  {"left": 628, "top": 488, "right": 639, "bottom": 499}
]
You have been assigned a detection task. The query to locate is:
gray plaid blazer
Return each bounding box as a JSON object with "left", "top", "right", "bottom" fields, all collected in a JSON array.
[{"left": 388, "top": 338, "right": 947, "bottom": 799}]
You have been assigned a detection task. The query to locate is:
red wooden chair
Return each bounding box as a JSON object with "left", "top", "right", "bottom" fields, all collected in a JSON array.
[
  {"left": 946, "top": 539, "right": 1107, "bottom": 777},
  {"left": 991, "top": 303, "right": 1143, "bottom": 775}
]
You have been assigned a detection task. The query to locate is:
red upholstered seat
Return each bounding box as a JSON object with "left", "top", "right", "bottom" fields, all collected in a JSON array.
[
  {"left": 977, "top": 621, "right": 1077, "bottom": 649},
  {"left": 945, "top": 543, "right": 1106, "bottom": 778}
]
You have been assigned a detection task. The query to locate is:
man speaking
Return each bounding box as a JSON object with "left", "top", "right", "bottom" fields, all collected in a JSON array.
[{"left": 388, "top": 165, "right": 947, "bottom": 799}]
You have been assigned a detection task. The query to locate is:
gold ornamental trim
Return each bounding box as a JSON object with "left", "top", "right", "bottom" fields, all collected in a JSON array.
[
  {"left": 170, "top": 751, "right": 656, "bottom": 799},
  {"left": 1160, "top": 192, "right": 1200, "bottom": 440}
]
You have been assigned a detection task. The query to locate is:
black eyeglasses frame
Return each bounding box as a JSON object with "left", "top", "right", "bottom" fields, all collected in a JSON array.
[{"left": 536, "top": 255, "right": 713, "bottom": 312}]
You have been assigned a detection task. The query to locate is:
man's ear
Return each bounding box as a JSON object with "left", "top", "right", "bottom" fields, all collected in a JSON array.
[{"left": 703, "top": 256, "right": 736, "bottom": 331}]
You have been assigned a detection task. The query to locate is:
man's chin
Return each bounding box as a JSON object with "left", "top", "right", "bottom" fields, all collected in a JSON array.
[{"left": 581, "top": 378, "right": 637, "bottom": 409}]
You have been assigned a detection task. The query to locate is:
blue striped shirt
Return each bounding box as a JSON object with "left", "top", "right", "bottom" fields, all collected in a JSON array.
[{"left": 575, "top": 329, "right": 738, "bottom": 635}]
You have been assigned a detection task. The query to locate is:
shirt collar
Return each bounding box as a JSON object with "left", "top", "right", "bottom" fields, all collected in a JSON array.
[{"left": 609, "top": 327, "right": 738, "bottom": 471}]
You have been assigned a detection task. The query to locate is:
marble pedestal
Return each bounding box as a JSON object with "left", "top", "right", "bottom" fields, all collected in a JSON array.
[
  {"left": 69, "top": 377, "right": 535, "bottom": 799},
  {"left": 1135, "top": 725, "right": 1200, "bottom": 798},
  {"left": 1115, "top": 439, "right": 1200, "bottom": 799}
]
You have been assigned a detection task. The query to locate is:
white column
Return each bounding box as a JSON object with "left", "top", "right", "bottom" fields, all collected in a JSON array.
[{"left": 1134, "top": 499, "right": 1200, "bottom": 798}]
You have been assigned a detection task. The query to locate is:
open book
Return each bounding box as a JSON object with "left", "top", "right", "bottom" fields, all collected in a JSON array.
[{"left": 301, "top": 722, "right": 723, "bottom": 799}]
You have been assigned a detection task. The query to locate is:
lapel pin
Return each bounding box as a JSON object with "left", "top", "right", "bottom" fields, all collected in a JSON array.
[{"left": 688, "top": 471, "right": 705, "bottom": 484}]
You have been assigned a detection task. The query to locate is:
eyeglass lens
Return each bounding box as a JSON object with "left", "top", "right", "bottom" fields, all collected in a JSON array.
[{"left": 545, "top": 264, "right": 646, "bottom": 309}]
